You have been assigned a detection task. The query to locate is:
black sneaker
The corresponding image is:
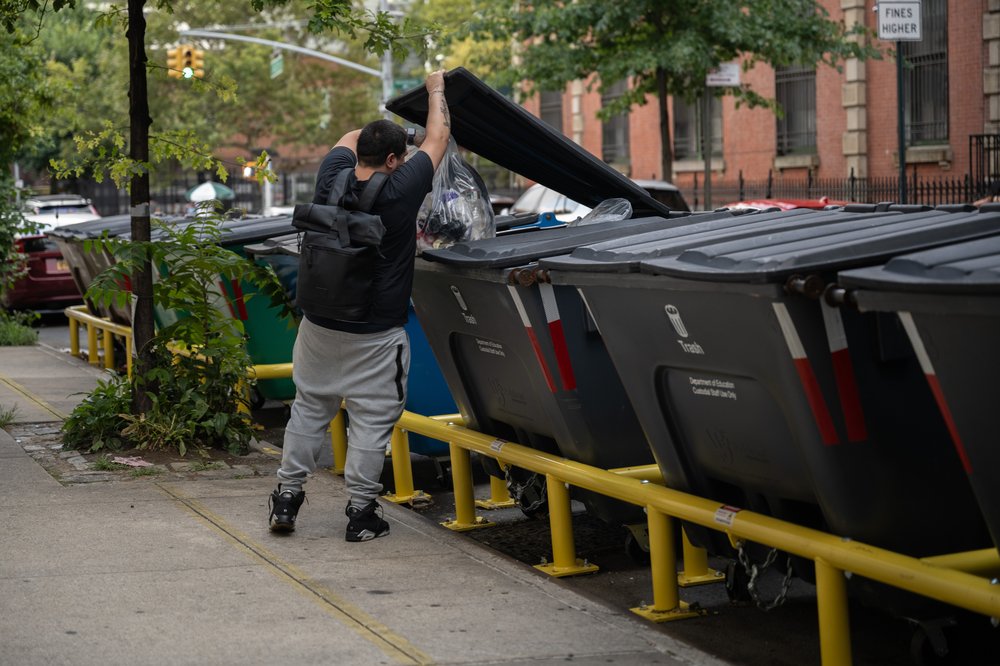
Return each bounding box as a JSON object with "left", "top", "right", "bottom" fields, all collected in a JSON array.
[
  {"left": 268, "top": 487, "right": 305, "bottom": 533},
  {"left": 345, "top": 499, "right": 389, "bottom": 542}
]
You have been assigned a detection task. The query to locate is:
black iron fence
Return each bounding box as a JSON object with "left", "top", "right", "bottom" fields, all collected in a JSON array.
[{"left": 684, "top": 168, "right": 992, "bottom": 211}]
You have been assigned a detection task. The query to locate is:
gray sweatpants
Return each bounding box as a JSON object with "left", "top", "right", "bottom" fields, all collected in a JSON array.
[{"left": 277, "top": 317, "right": 410, "bottom": 506}]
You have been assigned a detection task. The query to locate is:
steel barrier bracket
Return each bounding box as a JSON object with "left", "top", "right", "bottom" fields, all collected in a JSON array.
[
  {"left": 475, "top": 474, "right": 517, "bottom": 510},
  {"left": 535, "top": 559, "right": 600, "bottom": 578},
  {"left": 441, "top": 515, "right": 494, "bottom": 532}
]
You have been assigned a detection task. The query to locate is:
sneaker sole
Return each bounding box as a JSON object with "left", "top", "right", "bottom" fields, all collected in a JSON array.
[
  {"left": 269, "top": 520, "right": 296, "bottom": 533},
  {"left": 345, "top": 527, "right": 389, "bottom": 542}
]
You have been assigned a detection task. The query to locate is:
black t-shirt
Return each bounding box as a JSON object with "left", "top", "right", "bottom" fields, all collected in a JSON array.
[{"left": 305, "top": 146, "right": 434, "bottom": 333}]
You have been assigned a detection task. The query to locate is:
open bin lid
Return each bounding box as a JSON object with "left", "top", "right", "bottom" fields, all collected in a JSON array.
[
  {"left": 839, "top": 232, "right": 1000, "bottom": 294},
  {"left": 638, "top": 206, "right": 1000, "bottom": 282},
  {"left": 417, "top": 215, "right": 707, "bottom": 269},
  {"left": 217, "top": 215, "right": 295, "bottom": 247},
  {"left": 385, "top": 67, "right": 673, "bottom": 219}
]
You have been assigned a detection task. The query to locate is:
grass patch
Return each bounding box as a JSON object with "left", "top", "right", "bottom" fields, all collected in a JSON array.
[
  {"left": 0, "top": 403, "right": 18, "bottom": 428},
  {"left": 130, "top": 466, "right": 163, "bottom": 478},
  {"left": 0, "top": 310, "right": 37, "bottom": 346},
  {"left": 91, "top": 456, "right": 130, "bottom": 471}
]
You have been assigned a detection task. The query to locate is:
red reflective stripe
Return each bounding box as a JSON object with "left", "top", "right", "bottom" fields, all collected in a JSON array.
[
  {"left": 774, "top": 303, "right": 840, "bottom": 445},
  {"left": 793, "top": 357, "right": 840, "bottom": 446},
  {"left": 525, "top": 326, "right": 557, "bottom": 392},
  {"left": 547, "top": 319, "right": 576, "bottom": 391},
  {"left": 539, "top": 284, "right": 576, "bottom": 391},
  {"left": 821, "top": 302, "right": 867, "bottom": 442},
  {"left": 508, "top": 285, "right": 557, "bottom": 393},
  {"left": 924, "top": 373, "right": 973, "bottom": 474},
  {"left": 218, "top": 280, "right": 237, "bottom": 318},
  {"left": 231, "top": 279, "right": 248, "bottom": 320},
  {"left": 830, "top": 347, "right": 867, "bottom": 442}
]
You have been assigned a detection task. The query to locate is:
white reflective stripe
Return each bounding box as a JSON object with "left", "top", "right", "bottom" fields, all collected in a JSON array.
[
  {"left": 576, "top": 289, "right": 602, "bottom": 337},
  {"left": 772, "top": 303, "right": 807, "bottom": 360},
  {"left": 538, "top": 283, "right": 560, "bottom": 324},
  {"left": 507, "top": 285, "right": 532, "bottom": 327},
  {"left": 819, "top": 300, "right": 848, "bottom": 353},
  {"left": 898, "top": 311, "right": 935, "bottom": 375}
]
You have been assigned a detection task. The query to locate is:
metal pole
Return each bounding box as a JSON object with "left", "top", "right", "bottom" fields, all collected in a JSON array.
[
  {"left": 702, "top": 91, "right": 712, "bottom": 211},
  {"left": 897, "top": 43, "right": 907, "bottom": 204},
  {"left": 379, "top": 0, "right": 394, "bottom": 119},
  {"left": 816, "top": 558, "right": 852, "bottom": 666}
]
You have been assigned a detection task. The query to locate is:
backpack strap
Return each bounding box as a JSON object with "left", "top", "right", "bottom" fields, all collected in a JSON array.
[
  {"left": 356, "top": 171, "right": 389, "bottom": 212},
  {"left": 324, "top": 169, "right": 354, "bottom": 206}
]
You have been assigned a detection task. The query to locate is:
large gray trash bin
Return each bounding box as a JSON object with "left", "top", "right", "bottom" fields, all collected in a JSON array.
[
  {"left": 542, "top": 205, "right": 997, "bottom": 561},
  {"left": 838, "top": 228, "right": 1000, "bottom": 550},
  {"left": 412, "top": 211, "right": 776, "bottom": 528}
]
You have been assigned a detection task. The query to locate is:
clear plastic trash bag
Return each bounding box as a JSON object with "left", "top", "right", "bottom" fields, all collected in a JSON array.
[
  {"left": 415, "top": 139, "right": 496, "bottom": 251},
  {"left": 567, "top": 197, "right": 633, "bottom": 227}
]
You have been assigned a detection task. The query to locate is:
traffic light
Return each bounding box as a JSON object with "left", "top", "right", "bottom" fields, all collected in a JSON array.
[
  {"left": 166, "top": 46, "right": 183, "bottom": 79},
  {"left": 184, "top": 47, "right": 205, "bottom": 79}
]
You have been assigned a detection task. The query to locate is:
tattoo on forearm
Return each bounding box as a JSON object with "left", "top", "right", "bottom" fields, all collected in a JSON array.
[{"left": 440, "top": 97, "right": 451, "bottom": 128}]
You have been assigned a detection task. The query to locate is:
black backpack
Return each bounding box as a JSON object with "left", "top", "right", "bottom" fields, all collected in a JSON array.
[{"left": 291, "top": 169, "right": 389, "bottom": 321}]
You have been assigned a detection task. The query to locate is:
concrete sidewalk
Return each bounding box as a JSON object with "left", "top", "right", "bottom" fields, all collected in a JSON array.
[{"left": 0, "top": 345, "right": 727, "bottom": 666}]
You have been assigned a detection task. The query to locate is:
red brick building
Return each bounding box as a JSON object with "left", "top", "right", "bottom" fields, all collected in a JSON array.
[{"left": 522, "top": 0, "right": 996, "bottom": 208}]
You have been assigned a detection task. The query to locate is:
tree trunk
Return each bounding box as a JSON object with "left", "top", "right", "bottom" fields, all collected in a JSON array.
[
  {"left": 656, "top": 66, "right": 673, "bottom": 183},
  {"left": 126, "top": 0, "right": 154, "bottom": 414}
]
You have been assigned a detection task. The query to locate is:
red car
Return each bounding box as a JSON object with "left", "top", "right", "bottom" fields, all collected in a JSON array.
[
  {"left": 3, "top": 195, "right": 100, "bottom": 312},
  {"left": 2, "top": 234, "right": 83, "bottom": 312}
]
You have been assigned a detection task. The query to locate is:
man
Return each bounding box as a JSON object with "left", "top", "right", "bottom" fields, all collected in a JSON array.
[{"left": 268, "top": 70, "right": 451, "bottom": 541}]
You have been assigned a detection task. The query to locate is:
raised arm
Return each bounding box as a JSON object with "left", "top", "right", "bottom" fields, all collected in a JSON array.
[
  {"left": 418, "top": 70, "right": 451, "bottom": 171},
  {"left": 333, "top": 129, "right": 363, "bottom": 156}
]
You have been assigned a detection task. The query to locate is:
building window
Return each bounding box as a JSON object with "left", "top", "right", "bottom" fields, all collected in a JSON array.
[
  {"left": 775, "top": 65, "right": 816, "bottom": 155},
  {"left": 902, "top": 0, "right": 948, "bottom": 144},
  {"left": 601, "top": 80, "right": 630, "bottom": 165},
  {"left": 673, "top": 95, "right": 722, "bottom": 161},
  {"left": 539, "top": 90, "right": 563, "bottom": 133}
]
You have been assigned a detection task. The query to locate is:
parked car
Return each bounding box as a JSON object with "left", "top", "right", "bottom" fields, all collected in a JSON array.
[
  {"left": 2, "top": 195, "right": 100, "bottom": 311},
  {"left": 21, "top": 194, "right": 101, "bottom": 232},
  {"left": 505, "top": 180, "right": 690, "bottom": 223}
]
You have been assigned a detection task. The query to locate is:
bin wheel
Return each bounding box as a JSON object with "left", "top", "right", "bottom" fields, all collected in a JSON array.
[
  {"left": 724, "top": 558, "right": 752, "bottom": 604},
  {"left": 624, "top": 530, "right": 650, "bottom": 565},
  {"left": 506, "top": 467, "right": 547, "bottom": 519},
  {"left": 909, "top": 619, "right": 954, "bottom": 666}
]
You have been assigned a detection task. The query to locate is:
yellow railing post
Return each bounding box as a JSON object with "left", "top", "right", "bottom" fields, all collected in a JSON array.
[
  {"left": 102, "top": 329, "right": 115, "bottom": 370},
  {"left": 678, "top": 528, "right": 725, "bottom": 587},
  {"left": 329, "top": 409, "right": 347, "bottom": 475},
  {"left": 125, "top": 332, "right": 133, "bottom": 377},
  {"left": 382, "top": 426, "right": 430, "bottom": 505},
  {"left": 441, "top": 441, "right": 492, "bottom": 531},
  {"left": 476, "top": 472, "right": 517, "bottom": 510},
  {"left": 816, "top": 558, "right": 852, "bottom": 666},
  {"left": 86, "top": 322, "right": 99, "bottom": 366},
  {"left": 632, "top": 507, "right": 702, "bottom": 621},
  {"left": 535, "top": 474, "right": 599, "bottom": 577},
  {"left": 68, "top": 317, "right": 80, "bottom": 358}
]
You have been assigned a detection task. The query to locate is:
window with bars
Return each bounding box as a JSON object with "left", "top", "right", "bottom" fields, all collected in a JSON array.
[
  {"left": 673, "top": 95, "right": 722, "bottom": 160},
  {"left": 539, "top": 90, "right": 563, "bottom": 133},
  {"left": 601, "top": 80, "right": 630, "bottom": 165},
  {"left": 901, "top": 0, "right": 948, "bottom": 144},
  {"left": 775, "top": 65, "right": 816, "bottom": 155}
]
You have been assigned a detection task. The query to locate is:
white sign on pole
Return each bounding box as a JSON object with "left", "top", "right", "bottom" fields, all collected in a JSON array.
[
  {"left": 878, "top": 1, "right": 922, "bottom": 41},
  {"left": 706, "top": 63, "right": 740, "bottom": 87}
]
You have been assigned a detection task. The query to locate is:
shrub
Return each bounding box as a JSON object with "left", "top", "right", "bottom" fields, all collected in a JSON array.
[{"left": 0, "top": 310, "right": 38, "bottom": 346}]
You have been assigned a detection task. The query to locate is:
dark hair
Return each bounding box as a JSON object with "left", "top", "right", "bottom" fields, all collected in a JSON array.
[{"left": 357, "top": 119, "right": 407, "bottom": 167}]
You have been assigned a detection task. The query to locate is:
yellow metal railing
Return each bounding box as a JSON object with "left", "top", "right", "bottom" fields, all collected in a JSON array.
[
  {"left": 65, "top": 305, "right": 133, "bottom": 377},
  {"left": 390, "top": 411, "right": 1000, "bottom": 666}
]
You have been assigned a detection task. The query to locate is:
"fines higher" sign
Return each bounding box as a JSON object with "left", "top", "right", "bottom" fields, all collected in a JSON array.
[{"left": 878, "top": 1, "right": 923, "bottom": 41}]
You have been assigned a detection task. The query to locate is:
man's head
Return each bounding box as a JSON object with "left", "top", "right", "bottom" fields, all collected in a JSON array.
[{"left": 357, "top": 119, "right": 407, "bottom": 170}]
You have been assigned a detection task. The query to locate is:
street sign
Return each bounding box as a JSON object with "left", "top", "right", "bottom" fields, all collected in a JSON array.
[
  {"left": 270, "top": 51, "right": 284, "bottom": 79},
  {"left": 392, "top": 77, "right": 421, "bottom": 94},
  {"left": 706, "top": 63, "right": 740, "bottom": 87},
  {"left": 878, "top": 1, "right": 922, "bottom": 41}
]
